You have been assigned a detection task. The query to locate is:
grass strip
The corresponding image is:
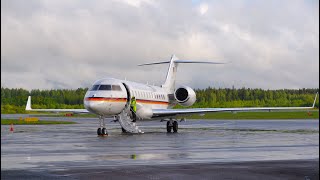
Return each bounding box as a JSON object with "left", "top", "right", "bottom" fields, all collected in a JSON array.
[
  {"left": 186, "top": 111, "right": 319, "bottom": 119},
  {"left": 1, "top": 119, "right": 76, "bottom": 125}
]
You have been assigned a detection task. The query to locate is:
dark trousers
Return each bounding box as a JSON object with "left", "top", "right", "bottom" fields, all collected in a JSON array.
[{"left": 130, "top": 107, "right": 136, "bottom": 122}]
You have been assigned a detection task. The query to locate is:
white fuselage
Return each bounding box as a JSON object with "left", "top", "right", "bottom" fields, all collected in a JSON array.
[{"left": 84, "top": 78, "right": 174, "bottom": 119}]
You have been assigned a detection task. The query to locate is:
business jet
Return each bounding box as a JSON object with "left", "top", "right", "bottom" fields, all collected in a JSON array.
[{"left": 25, "top": 55, "right": 318, "bottom": 135}]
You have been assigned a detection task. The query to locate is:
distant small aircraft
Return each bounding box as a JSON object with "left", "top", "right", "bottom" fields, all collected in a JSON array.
[{"left": 25, "top": 55, "right": 318, "bottom": 135}]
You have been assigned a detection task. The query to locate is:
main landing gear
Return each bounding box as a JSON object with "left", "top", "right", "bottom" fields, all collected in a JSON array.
[
  {"left": 97, "top": 116, "right": 108, "bottom": 136},
  {"left": 166, "top": 118, "right": 178, "bottom": 133}
]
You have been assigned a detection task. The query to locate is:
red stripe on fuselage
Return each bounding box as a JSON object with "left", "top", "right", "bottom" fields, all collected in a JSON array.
[
  {"left": 85, "top": 97, "right": 127, "bottom": 102},
  {"left": 85, "top": 97, "right": 169, "bottom": 105}
]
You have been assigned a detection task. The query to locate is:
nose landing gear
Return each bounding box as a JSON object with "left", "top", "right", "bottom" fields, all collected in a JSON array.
[{"left": 97, "top": 116, "right": 108, "bottom": 136}]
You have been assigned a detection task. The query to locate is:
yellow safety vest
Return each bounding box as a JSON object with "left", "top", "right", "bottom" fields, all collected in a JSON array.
[{"left": 131, "top": 98, "right": 137, "bottom": 112}]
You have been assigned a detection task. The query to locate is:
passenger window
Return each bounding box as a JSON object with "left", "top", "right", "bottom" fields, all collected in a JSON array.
[
  {"left": 112, "top": 85, "right": 122, "bottom": 91},
  {"left": 99, "top": 85, "right": 111, "bottom": 90},
  {"left": 90, "top": 85, "right": 99, "bottom": 91}
]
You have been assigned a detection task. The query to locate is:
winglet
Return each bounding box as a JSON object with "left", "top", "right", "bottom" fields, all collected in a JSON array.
[
  {"left": 25, "top": 96, "right": 32, "bottom": 110},
  {"left": 312, "top": 92, "right": 318, "bottom": 108}
]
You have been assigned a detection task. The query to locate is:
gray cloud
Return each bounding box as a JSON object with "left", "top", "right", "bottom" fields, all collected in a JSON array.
[{"left": 1, "top": 0, "right": 318, "bottom": 90}]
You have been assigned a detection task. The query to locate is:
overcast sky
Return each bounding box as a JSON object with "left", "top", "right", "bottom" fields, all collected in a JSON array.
[{"left": 1, "top": 0, "right": 319, "bottom": 90}]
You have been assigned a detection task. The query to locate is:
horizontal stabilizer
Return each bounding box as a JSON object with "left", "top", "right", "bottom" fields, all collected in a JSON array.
[
  {"left": 174, "top": 60, "right": 227, "bottom": 64},
  {"left": 138, "top": 59, "right": 228, "bottom": 66},
  {"left": 138, "top": 61, "right": 170, "bottom": 66}
]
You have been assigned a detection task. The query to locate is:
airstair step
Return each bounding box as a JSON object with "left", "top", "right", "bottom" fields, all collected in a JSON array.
[{"left": 118, "top": 108, "right": 143, "bottom": 134}]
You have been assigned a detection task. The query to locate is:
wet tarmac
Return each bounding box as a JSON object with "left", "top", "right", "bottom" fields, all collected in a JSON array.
[{"left": 1, "top": 115, "right": 319, "bottom": 179}]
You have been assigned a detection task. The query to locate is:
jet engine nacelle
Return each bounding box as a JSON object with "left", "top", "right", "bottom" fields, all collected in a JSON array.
[{"left": 174, "top": 86, "right": 196, "bottom": 107}]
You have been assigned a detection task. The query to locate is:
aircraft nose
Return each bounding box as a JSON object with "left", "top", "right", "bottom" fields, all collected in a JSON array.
[{"left": 84, "top": 97, "right": 98, "bottom": 112}]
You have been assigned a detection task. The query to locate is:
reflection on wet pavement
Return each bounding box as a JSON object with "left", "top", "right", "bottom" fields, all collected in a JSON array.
[{"left": 1, "top": 117, "right": 319, "bottom": 170}]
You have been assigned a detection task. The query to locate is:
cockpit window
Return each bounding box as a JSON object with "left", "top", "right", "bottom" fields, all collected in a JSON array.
[
  {"left": 99, "top": 85, "right": 112, "bottom": 90},
  {"left": 93, "top": 84, "right": 122, "bottom": 91},
  {"left": 112, "top": 85, "right": 122, "bottom": 91},
  {"left": 90, "top": 85, "right": 99, "bottom": 91}
]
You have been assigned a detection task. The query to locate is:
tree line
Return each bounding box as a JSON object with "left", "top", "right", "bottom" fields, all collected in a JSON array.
[{"left": 1, "top": 87, "right": 318, "bottom": 113}]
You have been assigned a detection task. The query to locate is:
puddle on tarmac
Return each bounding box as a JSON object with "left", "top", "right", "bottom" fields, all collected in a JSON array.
[{"left": 1, "top": 118, "right": 319, "bottom": 170}]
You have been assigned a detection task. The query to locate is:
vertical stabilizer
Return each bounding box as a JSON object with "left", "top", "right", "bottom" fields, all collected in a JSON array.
[
  {"left": 162, "top": 55, "right": 179, "bottom": 93},
  {"left": 137, "top": 55, "right": 227, "bottom": 93}
]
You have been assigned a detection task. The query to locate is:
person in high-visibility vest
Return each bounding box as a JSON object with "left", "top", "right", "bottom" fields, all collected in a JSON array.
[{"left": 130, "top": 96, "right": 137, "bottom": 122}]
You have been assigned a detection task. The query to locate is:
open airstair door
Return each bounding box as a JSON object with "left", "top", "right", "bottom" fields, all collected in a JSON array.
[{"left": 118, "top": 83, "right": 143, "bottom": 134}]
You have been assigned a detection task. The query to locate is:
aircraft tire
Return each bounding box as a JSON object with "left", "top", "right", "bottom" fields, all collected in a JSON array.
[
  {"left": 97, "top": 128, "right": 102, "bottom": 136},
  {"left": 173, "top": 121, "right": 178, "bottom": 133},
  {"left": 166, "top": 121, "right": 172, "bottom": 133},
  {"left": 102, "top": 128, "right": 108, "bottom": 135}
]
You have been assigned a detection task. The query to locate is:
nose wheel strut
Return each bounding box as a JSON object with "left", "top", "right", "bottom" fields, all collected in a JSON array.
[{"left": 97, "top": 116, "right": 108, "bottom": 136}]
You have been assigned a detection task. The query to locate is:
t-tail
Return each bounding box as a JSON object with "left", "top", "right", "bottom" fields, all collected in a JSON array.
[{"left": 138, "top": 54, "right": 227, "bottom": 93}]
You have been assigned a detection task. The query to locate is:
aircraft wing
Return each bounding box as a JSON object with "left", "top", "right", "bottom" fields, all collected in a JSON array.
[
  {"left": 152, "top": 93, "right": 318, "bottom": 118},
  {"left": 25, "top": 96, "right": 90, "bottom": 113}
]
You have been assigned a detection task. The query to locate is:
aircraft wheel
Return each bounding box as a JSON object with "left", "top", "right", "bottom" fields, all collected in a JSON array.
[
  {"left": 102, "top": 128, "right": 108, "bottom": 135},
  {"left": 166, "top": 121, "right": 172, "bottom": 133},
  {"left": 173, "top": 121, "right": 178, "bottom": 133},
  {"left": 97, "top": 128, "right": 102, "bottom": 136}
]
